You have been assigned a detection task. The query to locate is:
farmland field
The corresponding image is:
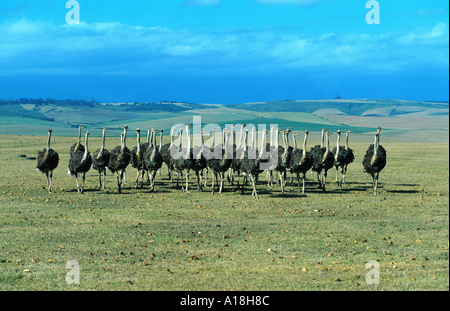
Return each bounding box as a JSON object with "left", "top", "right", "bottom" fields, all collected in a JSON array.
[{"left": 0, "top": 133, "right": 448, "bottom": 291}]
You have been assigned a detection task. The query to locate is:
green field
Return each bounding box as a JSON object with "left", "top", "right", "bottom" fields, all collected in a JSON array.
[{"left": 0, "top": 133, "right": 448, "bottom": 290}]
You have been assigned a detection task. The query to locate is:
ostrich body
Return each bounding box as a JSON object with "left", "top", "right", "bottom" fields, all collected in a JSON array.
[
  {"left": 229, "top": 124, "right": 246, "bottom": 190},
  {"left": 70, "top": 126, "right": 85, "bottom": 156},
  {"left": 107, "top": 128, "right": 131, "bottom": 193},
  {"left": 143, "top": 129, "right": 163, "bottom": 191},
  {"left": 173, "top": 125, "right": 194, "bottom": 192},
  {"left": 363, "top": 132, "right": 386, "bottom": 195},
  {"left": 267, "top": 128, "right": 290, "bottom": 192},
  {"left": 332, "top": 130, "right": 354, "bottom": 188},
  {"left": 68, "top": 131, "right": 92, "bottom": 194},
  {"left": 188, "top": 127, "right": 207, "bottom": 191},
  {"left": 206, "top": 129, "right": 233, "bottom": 195},
  {"left": 241, "top": 128, "right": 267, "bottom": 199},
  {"left": 311, "top": 131, "right": 334, "bottom": 191},
  {"left": 92, "top": 128, "right": 110, "bottom": 191},
  {"left": 131, "top": 128, "right": 148, "bottom": 189},
  {"left": 289, "top": 130, "right": 313, "bottom": 194},
  {"left": 160, "top": 127, "right": 178, "bottom": 186},
  {"left": 36, "top": 129, "right": 59, "bottom": 193}
]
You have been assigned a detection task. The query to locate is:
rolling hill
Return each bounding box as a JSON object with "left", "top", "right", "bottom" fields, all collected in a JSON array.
[{"left": 0, "top": 98, "right": 447, "bottom": 142}]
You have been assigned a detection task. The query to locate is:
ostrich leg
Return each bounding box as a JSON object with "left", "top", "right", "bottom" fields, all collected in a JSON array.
[
  {"left": 81, "top": 173, "right": 86, "bottom": 194},
  {"left": 219, "top": 172, "right": 225, "bottom": 196}
]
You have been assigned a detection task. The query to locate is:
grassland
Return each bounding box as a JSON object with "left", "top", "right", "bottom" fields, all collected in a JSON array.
[{"left": 0, "top": 133, "right": 448, "bottom": 291}]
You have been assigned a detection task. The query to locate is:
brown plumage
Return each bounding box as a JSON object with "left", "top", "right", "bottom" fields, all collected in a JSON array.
[
  {"left": 311, "top": 131, "right": 334, "bottom": 191},
  {"left": 206, "top": 128, "right": 233, "bottom": 195},
  {"left": 70, "top": 126, "right": 85, "bottom": 156},
  {"left": 143, "top": 129, "right": 163, "bottom": 191},
  {"left": 289, "top": 130, "right": 313, "bottom": 194},
  {"left": 68, "top": 131, "right": 92, "bottom": 194},
  {"left": 36, "top": 129, "right": 59, "bottom": 193},
  {"left": 92, "top": 128, "right": 110, "bottom": 191},
  {"left": 362, "top": 129, "right": 386, "bottom": 195},
  {"left": 107, "top": 126, "right": 131, "bottom": 193}
]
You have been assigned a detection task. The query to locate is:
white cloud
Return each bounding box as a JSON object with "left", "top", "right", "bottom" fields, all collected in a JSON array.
[{"left": 0, "top": 19, "right": 447, "bottom": 77}]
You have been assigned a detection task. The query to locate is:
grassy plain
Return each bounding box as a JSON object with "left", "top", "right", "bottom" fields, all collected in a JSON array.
[{"left": 0, "top": 134, "right": 448, "bottom": 291}]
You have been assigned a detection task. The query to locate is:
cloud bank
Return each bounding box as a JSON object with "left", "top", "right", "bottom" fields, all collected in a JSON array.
[{"left": 0, "top": 19, "right": 447, "bottom": 78}]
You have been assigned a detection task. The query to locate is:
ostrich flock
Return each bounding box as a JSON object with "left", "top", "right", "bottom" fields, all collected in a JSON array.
[{"left": 36, "top": 124, "right": 387, "bottom": 198}]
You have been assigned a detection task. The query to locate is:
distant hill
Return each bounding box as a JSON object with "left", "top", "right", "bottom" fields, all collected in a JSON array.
[
  {"left": 0, "top": 97, "right": 448, "bottom": 142},
  {"left": 229, "top": 99, "right": 449, "bottom": 118}
]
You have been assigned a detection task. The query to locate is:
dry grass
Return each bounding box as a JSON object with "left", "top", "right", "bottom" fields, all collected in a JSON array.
[{"left": 0, "top": 135, "right": 448, "bottom": 291}]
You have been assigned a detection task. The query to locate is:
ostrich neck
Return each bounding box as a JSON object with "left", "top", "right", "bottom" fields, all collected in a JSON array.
[
  {"left": 374, "top": 135, "right": 378, "bottom": 155},
  {"left": 101, "top": 131, "right": 106, "bottom": 151},
  {"left": 326, "top": 135, "right": 330, "bottom": 152},
  {"left": 336, "top": 134, "right": 340, "bottom": 158},
  {"left": 345, "top": 133, "right": 349, "bottom": 150},
  {"left": 302, "top": 134, "right": 308, "bottom": 157},
  {"left": 224, "top": 133, "right": 230, "bottom": 159},
  {"left": 159, "top": 132, "right": 163, "bottom": 151},
  {"left": 259, "top": 131, "right": 266, "bottom": 158},
  {"left": 186, "top": 126, "right": 191, "bottom": 158},
  {"left": 251, "top": 130, "right": 256, "bottom": 157},
  {"left": 321, "top": 130, "right": 325, "bottom": 148},
  {"left": 137, "top": 132, "right": 141, "bottom": 153},
  {"left": 82, "top": 134, "right": 89, "bottom": 161},
  {"left": 293, "top": 135, "right": 297, "bottom": 151},
  {"left": 282, "top": 132, "right": 287, "bottom": 151},
  {"left": 238, "top": 126, "right": 245, "bottom": 150},
  {"left": 47, "top": 132, "right": 51, "bottom": 151}
]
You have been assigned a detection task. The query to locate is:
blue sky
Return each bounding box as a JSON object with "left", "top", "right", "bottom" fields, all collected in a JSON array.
[{"left": 0, "top": 0, "right": 448, "bottom": 103}]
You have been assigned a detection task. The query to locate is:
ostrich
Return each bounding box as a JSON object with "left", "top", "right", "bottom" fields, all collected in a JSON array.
[
  {"left": 226, "top": 124, "right": 236, "bottom": 184},
  {"left": 229, "top": 124, "right": 246, "bottom": 190},
  {"left": 107, "top": 129, "right": 131, "bottom": 193},
  {"left": 92, "top": 128, "right": 110, "bottom": 191},
  {"left": 267, "top": 127, "right": 291, "bottom": 193},
  {"left": 120, "top": 125, "right": 130, "bottom": 186},
  {"left": 363, "top": 131, "right": 386, "bottom": 195},
  {"left": 289, "top": 130, "right": 313, "bottom": 194},
  {"left": 265, "top": 126, "right": 280, "bottom": 187},
  {"left": 131, "top": 128, "right": 147, "bottom": 189},
  {"left": 202, "top": 128, "right": 218, "bottom": 189},
  {"left": 36, "top": 129, "right": 59, "bottom": 193},
  {"left": 68, "top": 131, "right": 92, "bottom": 194},
  {"left": 311, "top": 131, "right": 334, "bottom": 191},
  {"left": 310, "top": 128, "right": 326, "bottom": 159},
  {"left": 332, "top": 130, "right": 355, "bottom": 188},
  {"left": 172, "top": 125, "right": 194, "bottom": 193},
  {"left": 70, "top": 126, "right": 84, "bottom": 156},
  {"left": 189, "top": 127, "right": 207, "bottom": 191},
  {"left": 206, "top": 128, "right": 233, "bottom": 195},
  {"left": 143, "top": 129, "right": 163, "bottom": 192},
  {"left": 241, "top": 128, "right": 268, "bottom": 199},
  {"left": 160, "top": 127, "right": 176, "bottom": 185}
]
